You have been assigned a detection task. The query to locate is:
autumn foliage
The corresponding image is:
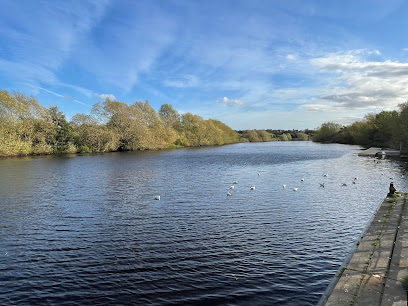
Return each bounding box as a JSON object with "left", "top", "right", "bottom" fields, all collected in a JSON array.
[{"left": 0, "top": 90, "right": 240, "bottom": 156}]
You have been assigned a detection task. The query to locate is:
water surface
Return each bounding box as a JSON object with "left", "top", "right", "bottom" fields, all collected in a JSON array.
[{"left": 1, "top": 142, "right": 407, "bottom": 305}]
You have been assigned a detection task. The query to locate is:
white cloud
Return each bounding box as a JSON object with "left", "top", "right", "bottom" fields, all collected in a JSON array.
[
  {"left": 309, "top": 50, "right": 408, "bottom": 111},
  {"left": 218, "top": 97, "right": 246, "bottom": 106},
  {"left": 94, "top": 93, "right": 117, "bottom": 101},
  {"left": 286, "top": 54, "right": 296, "bottom": 60}
]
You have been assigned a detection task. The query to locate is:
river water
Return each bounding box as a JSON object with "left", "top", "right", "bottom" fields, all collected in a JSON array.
[{"left": 1, "top": 142, "right": 407, "bottom": 305}]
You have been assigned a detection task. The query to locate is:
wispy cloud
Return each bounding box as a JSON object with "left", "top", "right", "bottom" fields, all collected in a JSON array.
[
  {"left": 22, "top": 83, "right": 90, "bottom": 106},
  {"left": 0, "top": 1, "right": 109, "bottom": 86},
  {"left": 94, "top": 93, "right": 117, "bottom": 101},
  {"left": 163, "top": 75, "right": 199, "bottom": 88},
  {"left": 218, "top": 97, "right": 246, "bottom": 106}
]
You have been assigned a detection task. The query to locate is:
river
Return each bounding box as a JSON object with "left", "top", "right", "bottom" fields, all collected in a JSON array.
[{"left": 1, "top": 142, "right": 407, "bottom": 305}]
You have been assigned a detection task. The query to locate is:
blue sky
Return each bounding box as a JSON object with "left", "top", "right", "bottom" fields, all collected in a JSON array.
[{"left": 1, "top": 0, "right": 408, "bottom": 130}]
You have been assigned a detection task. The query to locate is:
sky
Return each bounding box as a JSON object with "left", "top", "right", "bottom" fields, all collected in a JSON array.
[{"left": 1, "top": 0, "right": 408, "bottom": 130}]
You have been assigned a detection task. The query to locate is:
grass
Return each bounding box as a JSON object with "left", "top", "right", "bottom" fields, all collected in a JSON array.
[{"left": 401, "top": 274, "right": 408, "bottom": 291}]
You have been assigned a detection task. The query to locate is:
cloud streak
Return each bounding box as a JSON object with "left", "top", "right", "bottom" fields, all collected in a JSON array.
[
  {"left": 22, "top": 83, "right": 90, "bottom": 106},
  {"left": 218, "top": 97, "right": 246, "bottom": 106},
  {"left": 163, "top": 75, "right": 199, "bottom": 88}
]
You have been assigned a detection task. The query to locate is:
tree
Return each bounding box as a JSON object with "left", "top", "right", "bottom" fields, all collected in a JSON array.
[
  {"left": 399, "top": 102, "right": 408, "bottom": 150},
  {"left": 279, "top": 134, "right": 288, "bottom": 141},
  {"left": 296, "top": 132, "right": 309, "bottom": 141},
  {"left": 312, "top": 122, "right": 342, "bottom": 143},
  {"left": 48, "top": 106, "right": 75, "bottom": 153}
]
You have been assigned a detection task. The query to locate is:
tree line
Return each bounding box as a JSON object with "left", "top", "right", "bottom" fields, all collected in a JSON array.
[
  {"left": 0, "top": 89, "right": 240, "bottom": 156},
  {"left": 238, "top": 129, "right": 311, "bottom": 142},
  {"left": 313, "top": 102, "right": 408, "bottom": 150}
]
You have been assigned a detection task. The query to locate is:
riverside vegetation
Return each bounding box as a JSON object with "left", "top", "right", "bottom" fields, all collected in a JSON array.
[
  {"left": 1, "top": 89, "right": 311, "bottom": 157},
  {"left": 0, "top": 89, "right": 240, "bottom": 156},
  {"left": 313, "top": 102, "right": 408, "bottom": 151}
]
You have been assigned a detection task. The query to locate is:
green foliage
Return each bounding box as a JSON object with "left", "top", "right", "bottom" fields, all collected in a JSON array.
[
  {"left": 312, "top": 122, "right": 342, "bottom": 143},
  {"left": 296, "top": 132, "right": 309, "bottom": 141},
  {"left": 0, "top": 89, "right": 240, "bottom": 156},
  {"left": 241, "top": 129, "right": 272, "bottom": 142},
  {"left": 279, "top": 133, "right": 289, "bottom": 141},
  {"left": 48, "top": 106, "right": 75, "bottom": 153},
  {"left": 313, "top": 106, "right": 406, "bottom": 149},
  {"left": 402, "top": 274, "right": 408, "bottom": 291}
]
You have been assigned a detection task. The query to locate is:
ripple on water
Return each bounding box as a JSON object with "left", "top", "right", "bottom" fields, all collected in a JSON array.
[{"left": 0, "top": 142, "right": 407, "bottom": 305}]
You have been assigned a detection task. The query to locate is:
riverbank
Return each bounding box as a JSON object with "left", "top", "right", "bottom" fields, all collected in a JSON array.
[
  {"left": 319, "top": 192, "right": 408, "bottom": 305},
  {"left": 357, "top": 147, "right": 401, "bottom": 157}
]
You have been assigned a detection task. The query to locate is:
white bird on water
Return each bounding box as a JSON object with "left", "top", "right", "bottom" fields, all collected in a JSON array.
[
  {"left": 324, "top": 174, "right": 329, "bottom": 177},
  {"left": 283, "top": 184, "right": 286, "bottom": 189},
  {"left": 233, "top": 180, "right": 239, "bottom": 184},
  {"left": 250, "top": 186, "right": 256, "bottom": 190},
  {"left": 227, "top": 192, "right": 232, "bottom": 196},
  {"left": 293, "top": 187, "right": 298, "bottom": 191},
  {"left": 230, "top": 185, "right": 235, "bottom": 189},
  {"left": 154, "top": 196, "right": 161, "bottom": 200},
  {"left": 301, "top": 178, "right": 305, "bottom": 182}
]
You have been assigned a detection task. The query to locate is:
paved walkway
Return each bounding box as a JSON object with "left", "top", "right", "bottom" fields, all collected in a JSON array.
[{"left": 320, "top": 193, "right": 408, "bottom": 305}]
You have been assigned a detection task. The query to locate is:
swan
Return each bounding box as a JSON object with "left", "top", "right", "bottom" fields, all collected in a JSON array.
[
  {"left": 258, "top": 173, "right": 261, "bottom": 176},
  {"left": 324, "top": 174, "right": 329, "bottom": 177},
  {"left": 293, "top": 187, "right": 298, "bottom": 191},
  {"left": 227, "top": 192, "right": 232, "bottom": 196},
  {"left": 283, "top": 184, "right": 286, "bottom": 188},
  {"left": 250, "top": 186, "right": 256, "bottom": 190},
  {"left": 154, "top": 196, "right": 161, "bottom": 200},
  {"left": 230, "top": 186, "right": 235, "bottom": 189}
]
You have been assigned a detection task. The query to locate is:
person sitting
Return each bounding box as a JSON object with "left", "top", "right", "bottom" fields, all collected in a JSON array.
[{"left": 387, "top": 182, "right": 397, "bottom": 197}]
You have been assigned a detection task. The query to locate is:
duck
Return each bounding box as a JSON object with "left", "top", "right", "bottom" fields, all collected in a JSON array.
[
  {"left": 154, "top": 196, "right": 161, "bottom": 200},
  {"left": 233, "top": 180, "right": 239, "bottom": 184},
  {"left": 301, "top": 178, "right": 305, "bottom": 182},
  {"left": 230, "top": 186, "right": 235, "bottom": 189},
  {"left": 320, "top": 183, "right": 325, "bottom": 188},
  {"left": 227, "top": 192, "right": 232, "bottom": 196},
  {"left": 293, "top": 187, "right": 298, "bottom": 191},
  {"left": 283, "top": 184, "right": 286, "bottom": 188}
]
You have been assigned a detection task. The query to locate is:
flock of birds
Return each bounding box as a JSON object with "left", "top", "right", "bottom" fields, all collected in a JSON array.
[
  {"left": 223, "top": 173, "right": 364, "bottom": 197},
  {"left": 153, "top": 164, "right": 404, "bottom": 200}
]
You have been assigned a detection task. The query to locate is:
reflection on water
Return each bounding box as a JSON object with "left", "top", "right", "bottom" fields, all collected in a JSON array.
[{"left": 1, "top": 142, "right": 407, "bottom": 305}]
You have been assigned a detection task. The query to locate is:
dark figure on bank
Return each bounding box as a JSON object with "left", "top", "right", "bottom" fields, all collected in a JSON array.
[{"left": 388, "top": 182, "right": 397, "bottom": 197}]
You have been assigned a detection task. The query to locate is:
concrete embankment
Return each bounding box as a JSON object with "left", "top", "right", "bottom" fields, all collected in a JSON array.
[
  {"left": 319, "top": 193, "right": 408, "bottom": 305},
  {"left": 357, "top": 147, "right": 401, "bottom": 157}
]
